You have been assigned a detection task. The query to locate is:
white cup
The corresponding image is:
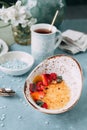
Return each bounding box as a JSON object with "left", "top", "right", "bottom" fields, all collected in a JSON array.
[{"left": 30, "top": 23, "right": 62, "bottom": 62}]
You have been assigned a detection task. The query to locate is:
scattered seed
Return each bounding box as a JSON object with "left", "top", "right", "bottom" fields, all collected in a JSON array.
[
  {"left": 23, "top": 101, "right": 26, "bottom": 105},
  {"left": 25, "top": 103, "right": 28, "bottom": 106},
  {"left": 0, "top": 76, "right": 4, "bottom": 79},
  {"left": 18, "top": 115, "right": 22, "bottom": 119},
  {"left": 19, "top": 98, "right": 23, "bottom": 102},
  {"left": 18, "top": 78, "right": 22, "bottom": 82},
  {"left": 0, "top": 106, "right": 3, "bottom": 109},
  {"left": 0, "top": 114, "right": 6, "bottom": 121},
  {"left": 45, "top": 121, "right": 49, "bottom": 125},
  {"left": 0, "top": 117, "right": 5, "bottom": 121},
  {"left": 2, "top": 114, "right": 6, "bottom": 117},
  {"left": 18, "top": 85, "right": 22, "bottom": 89},
  {"left": 0, "top": 106, "right": 7, "bottom": 109},
  {"left": 0, "top": 123, "right": 4, "bottom": 127}
]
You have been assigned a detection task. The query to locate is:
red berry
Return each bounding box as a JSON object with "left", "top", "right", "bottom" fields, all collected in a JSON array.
[
  {"left": 50, "top": 73, "right": 57, "bottom": 80},
  {"left": 45, "top": 74, "right": 52, "bottom": 82},
  {"left": 36, "top": 81, "right": 44, "bottom": 91},
  {"left": 42, "top": 102, "right": 48, "bottom": 109},
  {"left": 36, "top": 81, "right": 43, "bottom": 86},
  {"left": 29, "top": 83, "right": 36, "bottom": 92},
  {"left": 41, "top": 74, "right": 48, "bottom": 86}
]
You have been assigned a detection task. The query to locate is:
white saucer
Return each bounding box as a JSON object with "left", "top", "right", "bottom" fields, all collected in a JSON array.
[{"left": 0, "top": 39, "right": 9, "bottom": 56}]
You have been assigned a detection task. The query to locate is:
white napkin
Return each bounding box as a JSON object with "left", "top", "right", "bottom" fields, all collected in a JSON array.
[{"left": 59, "top": 29, "right": 87, "bottom": 54}]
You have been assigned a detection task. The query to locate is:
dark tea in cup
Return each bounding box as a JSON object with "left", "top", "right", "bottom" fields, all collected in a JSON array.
[
  {"left": 31, "top": 23, "right": 62, "bottom": 62},
  {"left": 34, "top": 28, "right": 52, "bottom": 34}
]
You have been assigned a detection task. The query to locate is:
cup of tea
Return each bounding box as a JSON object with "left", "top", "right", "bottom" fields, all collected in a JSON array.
[{"left": 30, "top": 23, "right": 62, "bottom": 62}]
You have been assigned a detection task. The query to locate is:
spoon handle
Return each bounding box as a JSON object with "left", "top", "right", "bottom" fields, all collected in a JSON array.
[{"left": 0, "top": 88, "right": 15, "bottom": 96}]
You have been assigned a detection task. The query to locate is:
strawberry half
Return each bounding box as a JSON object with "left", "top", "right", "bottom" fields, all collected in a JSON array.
[
  {"left": 41, "top": 102, "right": 48, "bottom": 109},
  {"left": 44, "top": 74, "right": 52, "bottom": 83},
  {"left": 29, "top": 83, "right": 36, "bottom": 92},
  {"left": 36, "top": 81, "right": 44, "bottom": 91},
  {"left": 50, "top": 73, "right": 57, "bottom": 80},
  {"left": 41, "top": 74, "right": 48, "bottom": 86}
]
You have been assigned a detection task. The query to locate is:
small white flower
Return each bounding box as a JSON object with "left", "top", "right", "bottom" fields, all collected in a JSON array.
[
  {"left": 28, "top": 18, "right": 37, "bottom": 26},
  {"left": 0, "top": 0, "right": 37, "bottom": 27},
  {"left": 15, "top": 0, "right": 22, "bottom": 8}
]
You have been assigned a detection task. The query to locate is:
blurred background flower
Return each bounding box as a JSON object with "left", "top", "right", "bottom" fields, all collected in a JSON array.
[
  {"left": 0, "top": 0, "right": 65, "bottom": 45},
  {"left": 0, "top": 0, "right": 37, "bottom": 27},
  {"left": 0, "top": 0, "right": 37, "bottom": 45}
]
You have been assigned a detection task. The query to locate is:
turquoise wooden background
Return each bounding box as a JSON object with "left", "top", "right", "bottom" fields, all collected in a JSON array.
[
  {"left": 66, "top": 0, "right": 87, "bottom": 5},
  {"left": 0, "top": 0, "right": 87, "bottom": 6}
]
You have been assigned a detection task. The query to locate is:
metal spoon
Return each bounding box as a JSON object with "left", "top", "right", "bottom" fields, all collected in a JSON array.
[{"left": 0, "top": 88, "right": 15, "bottom": 96}]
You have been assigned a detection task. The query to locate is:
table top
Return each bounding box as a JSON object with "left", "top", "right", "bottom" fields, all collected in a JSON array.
[{"left": 0, "top": 19, "right": 87, "bottom": 130}]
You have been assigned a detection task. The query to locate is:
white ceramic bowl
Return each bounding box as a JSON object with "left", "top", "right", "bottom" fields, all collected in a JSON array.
[
  {"left": 24, "top": 55, "right": 83, "bottom": 114},
  {"left": 0, "top": 51, "right": 34, "bottom": 76}
]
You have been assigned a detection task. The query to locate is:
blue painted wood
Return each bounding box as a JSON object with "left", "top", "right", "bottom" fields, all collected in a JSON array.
[{"left": 0, "top": 19, "right": 87, "bottom": 130}]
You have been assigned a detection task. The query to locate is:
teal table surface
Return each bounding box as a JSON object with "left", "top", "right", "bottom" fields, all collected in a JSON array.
[{"left": 0, "top": 19, "right": 87, "bottom": 130}]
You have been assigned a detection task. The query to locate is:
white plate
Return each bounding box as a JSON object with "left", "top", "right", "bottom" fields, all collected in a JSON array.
[
  {"left": 0, "top": 39, "right": 8, "bottom": 56},
  {"left": 24, "top": 55, "right": 83, "bottom": 114},
  {"left": 0, "top": 51, "right": 34, "bottom": 76}
]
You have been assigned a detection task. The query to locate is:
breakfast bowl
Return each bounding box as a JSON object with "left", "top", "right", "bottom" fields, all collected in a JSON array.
[
  {"left": 0, "top": 51, "right": 34, "bottom": 76},
  {"left": 24, "top": 55, "right": 83, "bottom": 114}
]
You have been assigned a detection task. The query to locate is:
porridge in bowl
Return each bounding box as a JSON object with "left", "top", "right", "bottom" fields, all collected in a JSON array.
[{"left": 29, "top": 73, "right": 70, "bottom": 110}]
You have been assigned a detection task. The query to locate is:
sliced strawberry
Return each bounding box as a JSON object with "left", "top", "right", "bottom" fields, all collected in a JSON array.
[
  {"left": 41, "top": 102, "right": 48, "bottom": 109},
  {"left": 31, "top": 91, "right": 45, "bottom": 100},
  {"left": 45, "top": 74, "right": 50, "bottom": 78},
  {"left": 47, "top": 74, "right": 54, "bottom": 83},
  {"left": 41, "top": 74, "right": 48, "bottom": 86},
  {"left": 29, "top": 83, "right": 36, "bottom": 92},
  {"left": 36, "top": 81, "right": 43, "bottom": 87},
  {"left": 50, "top": 73, "right": 57, "bottom": 80},
  {"left": 36, "top": 81, "right": 44, "bottom": 91},
  {"left": 44, "top": 74, "right": 52, "bottom": 83}
]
